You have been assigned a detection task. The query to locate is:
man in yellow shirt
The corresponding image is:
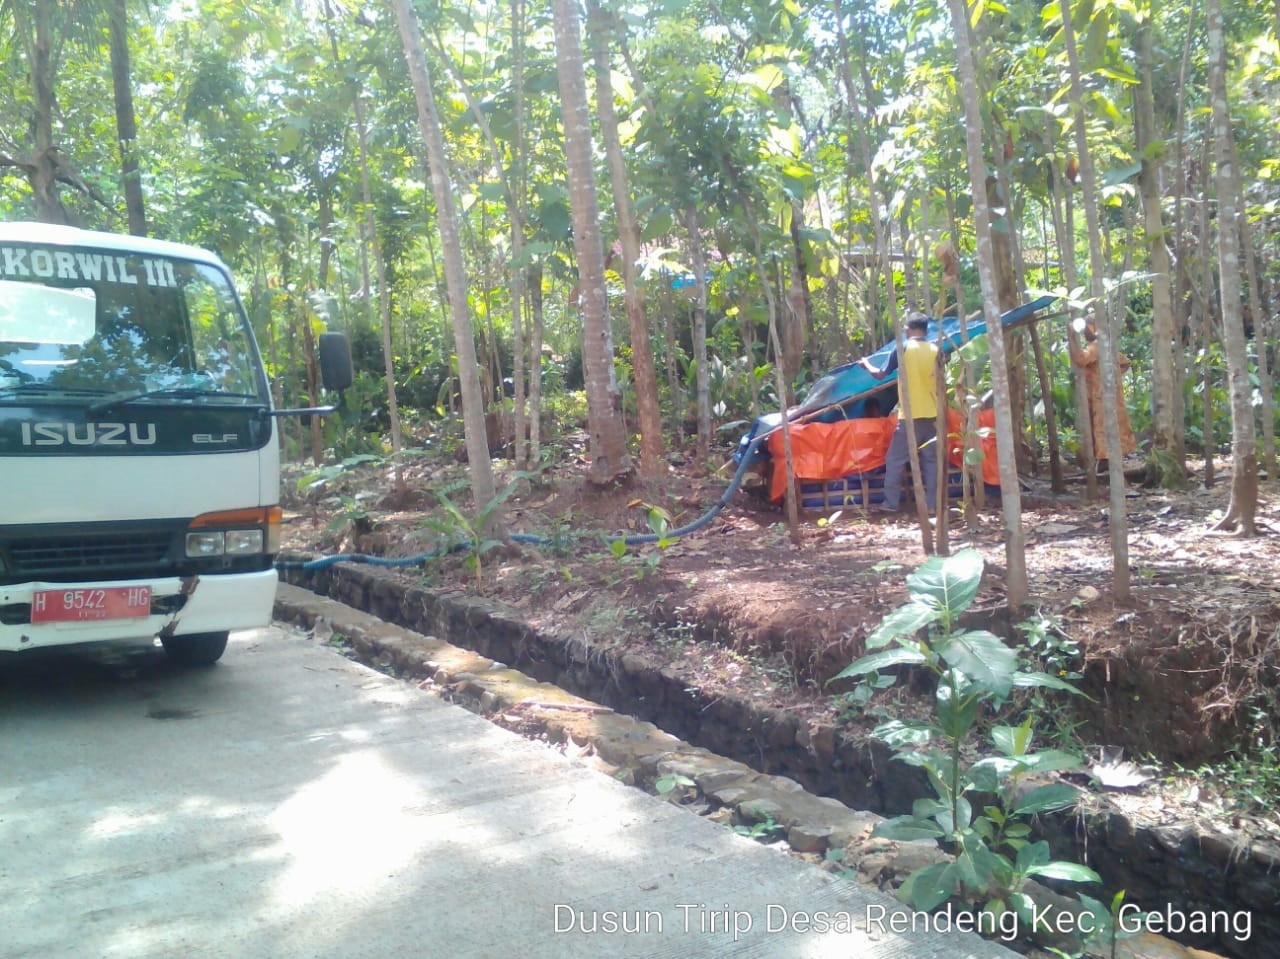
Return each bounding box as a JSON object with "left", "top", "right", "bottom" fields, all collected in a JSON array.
[{"left": 860, "top": 313, "right": 941, "bottom": 514}]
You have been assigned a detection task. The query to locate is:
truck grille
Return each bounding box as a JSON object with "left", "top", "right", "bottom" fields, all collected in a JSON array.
[{"left": 2, "top": 526, "right": 180, "bottom": 582}]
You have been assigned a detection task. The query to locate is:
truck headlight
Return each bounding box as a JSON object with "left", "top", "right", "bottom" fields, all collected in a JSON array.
[
  {"left": 186, "top": 531, "right": 225, "bottom": 557},
  {"left": 186, "top": 507, "right": 281, "bottom": 558},
  {"left": 225, "top": 529, "right": 264, "bottom": 554}
]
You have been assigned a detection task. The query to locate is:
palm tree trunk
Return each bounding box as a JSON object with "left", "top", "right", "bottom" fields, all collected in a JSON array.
[{"left": 550, "top": 0, "right": 633, "bottom": 485}]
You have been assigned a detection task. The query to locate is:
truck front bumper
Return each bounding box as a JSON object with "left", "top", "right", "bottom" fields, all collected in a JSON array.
[{"left": 0, "top": 569, "right": 278, "bottom": 652}]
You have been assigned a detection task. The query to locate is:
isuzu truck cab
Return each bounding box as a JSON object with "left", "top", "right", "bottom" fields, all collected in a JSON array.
[{"left": 0, "top": 223, "right": 351, "bottom": 665}]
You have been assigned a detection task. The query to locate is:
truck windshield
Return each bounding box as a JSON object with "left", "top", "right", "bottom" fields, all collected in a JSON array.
[{"left": 0, "top": 251, "right": 265, "bottom": 405}]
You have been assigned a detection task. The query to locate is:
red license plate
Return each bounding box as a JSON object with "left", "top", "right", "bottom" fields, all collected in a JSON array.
[{"left": 31, "top": 586, "right": 153, "bottom": 624}]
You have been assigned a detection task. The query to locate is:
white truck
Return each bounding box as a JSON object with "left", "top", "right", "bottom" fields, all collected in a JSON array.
[{"left": 0, "top": 223, "right": 351, "bottom": 665}]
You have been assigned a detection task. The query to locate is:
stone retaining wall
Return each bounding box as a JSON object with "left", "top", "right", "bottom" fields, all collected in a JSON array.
[{"left": 280, "top": 560, "right": 1278, "bottom": 959}]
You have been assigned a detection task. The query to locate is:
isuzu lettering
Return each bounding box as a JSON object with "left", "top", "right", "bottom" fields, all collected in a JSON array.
[{"left": 0, "top": 223, "right": 351, "bottom": 665}]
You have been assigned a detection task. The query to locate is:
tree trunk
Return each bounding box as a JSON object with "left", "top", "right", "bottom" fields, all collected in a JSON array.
[
  {"left": 1243, "top": 215, "right": 1275, "bottom": 483},
  {"left": 550, "top": 0, "right": 633, "bottom": 486},
  {"left": 24, "top": 0, "right": 71, "bottom": 224},
  {"left": 685, "top": 207, "right": 713, "bottom": 461},
  {"left": 1206, "top": 0, "right": 1258, "bottom": 533},
  {"left": 108, "top": 0, "right": 146, "bottom": 236},
  {"left": 587, "top": 0, "right": 665, "bottom": 478},
  {"left": 947, "top": 0, "right": 1026, "bottom": 608},
  {"left": 785, "top": 200, "right": 812, "bottom": 387},
  {"left": 391, "top": 0, "right": 501, "bottom": 529},
  {"left": 1135, "top": 17, "right": 1181, "bottom": 485},
  {"left": 354, "top": 92, "right": 405, "bottom": 493},
  {"left": 1061, "top": 0, "right": 1130, "bottom": 600},
  {"left": 834, "top": 8, "right": 888, "bottom": 332},
  {"left": 528, "top": 263, "right": 545, "bottom": 468},
  {"left": 986, "top": 174, "right": 1028, "bottom": 473},
  {"left": 745, "top": 210, "right": 801, "bottom": 544}
]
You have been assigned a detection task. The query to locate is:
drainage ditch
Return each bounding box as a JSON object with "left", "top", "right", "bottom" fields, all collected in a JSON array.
[{"left": 280, "top": 560, "right": 1279, "bottom": 959}]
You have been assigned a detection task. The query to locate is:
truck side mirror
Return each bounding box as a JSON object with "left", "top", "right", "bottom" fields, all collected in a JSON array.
[{"left": 318, "top": 332, "right": 354, "bottom": 393}]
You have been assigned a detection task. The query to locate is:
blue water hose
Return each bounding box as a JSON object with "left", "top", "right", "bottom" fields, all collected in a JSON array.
[{"left": 275, "top": 432, "right": 766, "bottom": 572}]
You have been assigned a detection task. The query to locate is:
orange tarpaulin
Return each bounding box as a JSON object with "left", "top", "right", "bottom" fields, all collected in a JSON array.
[{"left": 766, "top": 409, "right": 1001, "bottom": 502}]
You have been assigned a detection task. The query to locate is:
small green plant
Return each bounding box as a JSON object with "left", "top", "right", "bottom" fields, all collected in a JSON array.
[
  {"left": 1055, "top": 890, "right": 1137, "bottom": 959},
  {"left": 835, "top": 671, "right": 895, "bottom": 720},
  {"left": 829, "top": 549, "right": 1100, "bottom": 932},
  {"left": 1014, "top": 611, "right": 1088, "bottom": 751},
  {"left": 1196, "top": 728, "right": 1280, "bottom": 819},
  {"left": 427, "top": 474, "right": 534, "bottom": 591},
  {"left": 732, "top": 815, "right": 786, "bottom": 842},
  {"left": 326, "top": 492, "right": 375, "bottom": 533},
  {"left": 654, "top": 773, "right": 696, "bottom": 797},
  {"left": 607, "top": 505, "right": 677, "bottom": 579},
  {"left": 823, "top": 847, "right": 859, "bottom": 881},
  {"left": 1017, "top": 611, "right": 1082, "bottom": 684}
]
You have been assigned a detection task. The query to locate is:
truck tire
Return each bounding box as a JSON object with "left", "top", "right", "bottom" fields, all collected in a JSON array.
[{"left": 161, "top": 631, "right": 229, "bottom": 666}]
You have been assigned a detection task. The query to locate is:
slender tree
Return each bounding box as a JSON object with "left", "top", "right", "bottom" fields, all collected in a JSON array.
[
  {"left": 108, "top": 0, "right": 145, "bottom": 234},
  {"left": 6, "top": 0, "right": 73, "bottom": 222},
  {"left": 390, "top": 0, "right": 500, "bottom": 529},
  {"left": 550, "top": 0, "right": 632, "bottom": 485},
  {"left": 586, "top": 0, "right": 664, "bottom": 478},
  {"left": 1134, "top": 10, "right": 1180, "bottom": 484},
  {"left": 1206, "top": 0, "right": 1258, "bottom": 533},
  {"left": 1060, "top": 0, "right": 1131, "bottom": 599},
  {"left": 947, "top": 0, "right": 1028, "bottom": 608}
]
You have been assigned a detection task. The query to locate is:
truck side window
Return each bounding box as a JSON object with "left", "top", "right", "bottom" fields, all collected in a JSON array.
[{"left": 185, "top": 276, "right": 256, "bottom": 395}]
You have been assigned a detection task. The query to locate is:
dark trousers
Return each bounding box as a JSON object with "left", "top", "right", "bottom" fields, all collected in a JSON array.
[{"left": 882, "top": 418, "right": 939, "bottom": 510}]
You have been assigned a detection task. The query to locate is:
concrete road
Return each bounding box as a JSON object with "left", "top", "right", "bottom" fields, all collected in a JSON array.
[{"left": 0, "top": 625, "right": 1015, "bottom": 959}]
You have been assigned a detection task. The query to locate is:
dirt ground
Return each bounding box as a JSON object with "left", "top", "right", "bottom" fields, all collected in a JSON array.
[{"left": 278, "top": 441, "right": 1280, "bottom": 836}]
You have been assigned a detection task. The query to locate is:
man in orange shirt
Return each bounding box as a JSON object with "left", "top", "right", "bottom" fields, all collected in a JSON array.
[
  {"left": 861, "top": 313, "right": 941, "bottom": 513},
  {"left": 1070, "top": 319, "right": 1136, "bottom": 469}
]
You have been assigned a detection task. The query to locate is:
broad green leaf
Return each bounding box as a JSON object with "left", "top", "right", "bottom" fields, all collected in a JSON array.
[
  {"left": 871, "top": 719, "right": 937, "bottom": 747},
  {"left": 829, "top": 646, "right": 927, "bottom": 681},
  {"left": 906, "top": 549, "right": 984, "bottom": 619},
  {"left": 1026, "top": 861, "right": 1101, "bottom": 884},
  {"left": 912, "top": 797, "right": 947, "bottom": 820},
  {"left": 898, "top": 861, "right": 958, "bottom": 911},
  {"left": 1012, "top": 783, "right": 1082, "bottom": 816},
  {"left": 864, "top": 601, "right": 940, "bottom": 649},
  {"left": 1014, "top": 839, "right": 1051, "bottom": 874},
  {"left": 937, "top": 795, "right": 973, "bottom": 836},
  {"left": 991, "top": 718, "right": 1033, "bottom": 757},
  {"left": 1010, "top": 890, "right": 1037, "bottom": 927},
  {"left": 968, "top": 756, "right": 1021, "bottom": 791},
  {"left": 935, "top": 631, "right": 1018, "bottom": 696},
  {"left": 1015, "top": 749, "right": 1084, "bottom": 775},
  {"left": 1011, "top": 670, "right": 1088, "bottom": 696},
  {"left": 872, "top": 816, "right": 946, "bottom": 842},
  {"left": 959, "top": 834, "right": 1005, "bottom": 888},
  {"left": 936, "top": 682, "right": 979, "bottom": 741}
]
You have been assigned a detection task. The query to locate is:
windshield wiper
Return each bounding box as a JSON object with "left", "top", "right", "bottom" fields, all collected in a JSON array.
[{"left": 85, "top": 388, "right": 262, "bottom": 416}]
